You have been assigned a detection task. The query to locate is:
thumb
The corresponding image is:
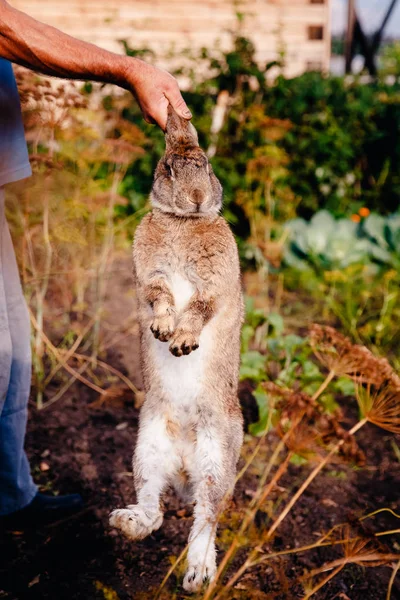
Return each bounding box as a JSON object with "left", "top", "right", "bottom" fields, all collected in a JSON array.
[{"left": 164, "top": 84, "right": 192, "bottom": 120}]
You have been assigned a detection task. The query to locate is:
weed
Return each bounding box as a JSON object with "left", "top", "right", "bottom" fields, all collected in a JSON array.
[{"left": 8, "top": 68, "right": 145, "bottom": 408}]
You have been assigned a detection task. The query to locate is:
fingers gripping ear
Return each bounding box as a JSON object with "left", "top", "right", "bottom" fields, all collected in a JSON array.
[
  {"left": 165, "top": 104, "right": 198, "bottom": 151},
  {"left": 165, "top": 87, "right": 192, "bottom": 120}
]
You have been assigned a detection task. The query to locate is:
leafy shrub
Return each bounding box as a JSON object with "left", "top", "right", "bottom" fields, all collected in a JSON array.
[
  {"left": 380, "top": 40, "right": 400, "bottom": 80},
  {"left": 240, "top": 301, "right": 355, "bottom": 435},
  {"left": 280, "top": 210, "right": 400, "bottom": 362},
  {"left": 117, "top": 33, "right": 400, "bottom": 231},
  {"left": 263, "top": 73, "right": 400, "bottom": 217}
]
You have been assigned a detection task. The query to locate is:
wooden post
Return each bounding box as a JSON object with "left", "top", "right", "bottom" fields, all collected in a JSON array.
[{"left": 345, "top": 0, "right": 356, "bottom": 73}]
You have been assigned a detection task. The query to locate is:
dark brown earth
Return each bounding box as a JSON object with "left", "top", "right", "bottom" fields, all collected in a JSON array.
[{"left": 0, "top": 260, "right": 399, "bottom": 600}]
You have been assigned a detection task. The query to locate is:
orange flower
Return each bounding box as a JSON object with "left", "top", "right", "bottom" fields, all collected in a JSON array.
[
  {"left": 350, "top": 214, "right": 361, "bottom": 223},
  {"left": 359, "top": 207, "right": 370, "bottom": 217}
]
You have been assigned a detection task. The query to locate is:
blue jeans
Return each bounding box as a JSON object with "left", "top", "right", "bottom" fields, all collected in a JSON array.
[{"left": 0, "top": 187, "right": 37, "bottom": 514}]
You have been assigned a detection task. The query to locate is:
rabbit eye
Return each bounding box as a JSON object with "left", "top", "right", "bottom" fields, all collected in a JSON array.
[{"left": 165, "top": 163, "right": 175, "bottom": 180}]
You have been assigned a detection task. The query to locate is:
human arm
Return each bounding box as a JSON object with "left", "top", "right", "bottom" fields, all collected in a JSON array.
[{"left": 0, "top": 0, "right": 191, "bottom": 128}]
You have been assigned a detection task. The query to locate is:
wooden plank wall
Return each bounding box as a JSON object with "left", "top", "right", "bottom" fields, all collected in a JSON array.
[{"left": 11, "top": 0, "right": 331, "bottom": 79}]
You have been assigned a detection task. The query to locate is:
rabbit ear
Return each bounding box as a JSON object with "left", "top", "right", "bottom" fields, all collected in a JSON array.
[{"left": 165, "top": 104, "right": 198, "bottom": 151}]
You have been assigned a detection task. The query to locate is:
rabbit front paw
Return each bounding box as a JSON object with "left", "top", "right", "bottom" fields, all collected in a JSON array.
[
  {"left": 150, "top": 312, "right": 175, "bottom": 342},
  {"left": 169, "top": 330, "right": 199, "bottom": 357}
]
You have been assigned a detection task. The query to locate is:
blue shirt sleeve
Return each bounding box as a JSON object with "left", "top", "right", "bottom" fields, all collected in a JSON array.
[{"left": 0, "top": 59, "right": 31, "bottom": 187}]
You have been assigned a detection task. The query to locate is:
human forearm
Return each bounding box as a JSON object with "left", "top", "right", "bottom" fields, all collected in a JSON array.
[
  {"left": 0, "top": 0, "right": 191, "bottom": 128},
  {"left": 0, "top": 1, "right": 128, "bottom": 85}
]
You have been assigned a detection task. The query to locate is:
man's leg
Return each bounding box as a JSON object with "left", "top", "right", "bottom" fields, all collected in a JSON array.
[
  {"left": 0, "top": 188, "right": 83, "bottom": 523},
  {"left": 0, "top": 187, "right": 37, "bottom": 515}
]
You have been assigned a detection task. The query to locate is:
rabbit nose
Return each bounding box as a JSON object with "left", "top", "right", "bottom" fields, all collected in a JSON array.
[{"left": 192, "top": 189, "right": 205, "bottom": 205}]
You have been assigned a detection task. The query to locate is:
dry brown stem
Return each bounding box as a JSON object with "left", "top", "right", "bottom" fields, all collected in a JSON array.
[{"left": 357, "top": 378, "right": 400, "bottom": 434}]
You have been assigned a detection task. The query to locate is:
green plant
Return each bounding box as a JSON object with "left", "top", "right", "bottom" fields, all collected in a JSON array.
[
  {"left": 380, "top": 41, "right": 400, "bottom": 80},
  {"left": 279, "top": 211, "right": 400, "bottom": 361},
  {"left": 282, "top": 209, "right": 400, "bottom": 274},
  {"left": 283, "top": 210, "right": 375, "bottom": 272},
  {"left": 118, "top": 31, "right": 400, "bottom": 239},
  {"left": 240, "top": 303, "right": 358, "bottom": 435},
  {"left": 203, "top": 326, "right": 400, "bottom": 600},
  {"left": 361, "top": 212, "right": 400, "bottom": 269}
]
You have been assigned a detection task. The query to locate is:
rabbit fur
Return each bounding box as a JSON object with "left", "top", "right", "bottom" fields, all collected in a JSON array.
[{"left": 109, "top": 106, "right": 244, "bottom": 593}]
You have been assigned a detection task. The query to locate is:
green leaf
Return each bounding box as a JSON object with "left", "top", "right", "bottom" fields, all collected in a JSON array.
[
  {"left": 283, "top": 247, "right": 312, "bottom": 271},
  {"left": 290, "top": 453, "right": 308, "bottom": 466},
  {"left": 310, "top": 209, "right": 336, "bottom": 234},
  {"left": 249, "top": 385, "right": 272, "bottom": 436},
  {"left": 370, "top": 243, "right": 393, "bottom": 265},
  {"left": 239, "top": 351, "right": 266, "bottom": 382},
  {"left": 318, "top": 393, "right": 339, "bottom": 414},
  {"left": 281, "top": 334, "right": 306, "bottom": 353},
  {"left": 301, "top": 360, "right": 323, "bottom": 381},
  {"left": 386, "top": 216, "right": 400, "bottom": 250},
  {"left": 267, "top": 312, "right": 284, "bottom": 336},
  {"left": 333, "top": 377, "right": 355, "bottom": 396},
  {"left": 363, "top": 214, "right": 388, "bottom": 249}
]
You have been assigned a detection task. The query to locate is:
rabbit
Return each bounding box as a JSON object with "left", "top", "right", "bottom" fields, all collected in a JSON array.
[{"left": 109, "top": 105, "right": 244, "bottom": 593}]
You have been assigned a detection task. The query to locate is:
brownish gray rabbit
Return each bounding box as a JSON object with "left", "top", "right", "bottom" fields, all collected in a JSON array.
[{"left": 109, "top": 106, "right": 244, "bottom": 593}]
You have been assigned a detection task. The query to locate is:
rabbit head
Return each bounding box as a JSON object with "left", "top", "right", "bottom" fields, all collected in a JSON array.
[{"left": 150, "top": 106, "right": 223, "bottom": 217}]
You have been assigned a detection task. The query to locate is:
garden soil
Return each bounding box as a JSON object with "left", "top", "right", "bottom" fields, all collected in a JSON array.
[{"left": 1, "top": 258, "right": 399, "bottom": 600}]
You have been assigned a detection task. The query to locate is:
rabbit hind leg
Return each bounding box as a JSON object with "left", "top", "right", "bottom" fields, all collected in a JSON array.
[
  {"left": 183, "top": 423, "right": 240, "bottom": 592},
  {"left": 110, "top": 411, "right": 180, "bottom": 540}
]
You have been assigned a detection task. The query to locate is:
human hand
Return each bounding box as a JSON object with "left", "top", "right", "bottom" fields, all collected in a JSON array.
[{"left": 125, "top": 58, "right": 191, "bottom": 130}]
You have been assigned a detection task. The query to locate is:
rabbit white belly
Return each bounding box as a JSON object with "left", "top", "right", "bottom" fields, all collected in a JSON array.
[
  {"left": 150, "top": 315, "right": 214, "bottom": 408},
  {"left": 149, "top": 271, "right": 214, "bottom": 407},
  {"left": 169, "top": 272, "right": 194, "bottom": 312}
]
